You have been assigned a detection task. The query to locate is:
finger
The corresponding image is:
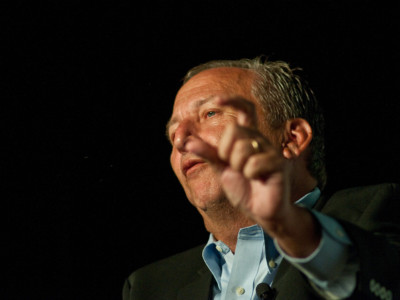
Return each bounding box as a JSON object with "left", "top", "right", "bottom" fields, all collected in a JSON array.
[
  {"left": 218, "top": 123, "right": 236, "bottom": 162},
  {"left": 216, "top": 96, "right": 258, "bottom": 128},
  {"left": 218, "top": 123, "right": 261, "bottom": 162},
  {"left": 243, "top": 151, "right": 284, "bottom": 179},
  {"left": 219, "top": 123, "right": 273, "bottom": 169},
  {"left": 229, "top": 138, "right": 262, "bottom": 171},
  {"left": 218, "top": 124, "right": 270, "bottom": 162}
]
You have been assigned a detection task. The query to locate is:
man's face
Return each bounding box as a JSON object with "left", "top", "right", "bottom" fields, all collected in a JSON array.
[{"left": 167, "top": 67, "right": 267, "bottom": 212}]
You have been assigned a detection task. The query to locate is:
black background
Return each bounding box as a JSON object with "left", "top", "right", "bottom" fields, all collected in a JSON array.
[{"left": 3, "top": 1, "right": 400, "bottom": 299}]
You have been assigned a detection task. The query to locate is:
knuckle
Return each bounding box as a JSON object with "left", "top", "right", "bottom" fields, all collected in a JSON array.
[
  {"left": 235, "top": 139, "right": 250, "bottom": 153},
  {"left": 243, "top": 155, "right": 262, "bottom": 177}
]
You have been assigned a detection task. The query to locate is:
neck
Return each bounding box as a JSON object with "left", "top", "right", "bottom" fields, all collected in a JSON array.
[
  {"left": 289, "top": 163, "right": 318, "bottom": 204},
  {"left": 198, "top": 200, "right": 255, "bottom": 253}
]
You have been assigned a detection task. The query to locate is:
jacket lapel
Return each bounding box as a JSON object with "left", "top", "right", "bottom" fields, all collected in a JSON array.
[
  {"left": 272, "top": 259, "right": 322, "bottom": 299},
  {"left": 177, "top": 265, "right": 212, "bottom": 300}
]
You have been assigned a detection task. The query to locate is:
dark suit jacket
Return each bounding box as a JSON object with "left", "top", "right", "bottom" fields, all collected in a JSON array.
[{"left": 123, "top": 183, "right": 400, "bottom": 299}]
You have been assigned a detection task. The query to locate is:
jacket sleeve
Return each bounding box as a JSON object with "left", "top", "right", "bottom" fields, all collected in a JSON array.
[{"left": 323, "top": 183, "right": 400, "bottom": 299}]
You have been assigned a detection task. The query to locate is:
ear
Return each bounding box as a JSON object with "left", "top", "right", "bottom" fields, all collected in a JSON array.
[{"left": 282, "top": 118, "right": 313, "bottom": 159}]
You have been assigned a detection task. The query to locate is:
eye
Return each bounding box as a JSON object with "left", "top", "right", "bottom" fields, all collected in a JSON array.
[{"left": 206, "top": 111, "right": 216, "bottom": 118}]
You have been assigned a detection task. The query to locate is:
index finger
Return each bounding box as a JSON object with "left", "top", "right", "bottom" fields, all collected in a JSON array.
[{"left": 216, "top": 96, "right": 258, "bottom": 128}]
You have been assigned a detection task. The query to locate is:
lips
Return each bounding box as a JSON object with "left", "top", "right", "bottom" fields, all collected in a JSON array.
[{"left": 182, "top": 158, "right": 205, "bottom": 176}]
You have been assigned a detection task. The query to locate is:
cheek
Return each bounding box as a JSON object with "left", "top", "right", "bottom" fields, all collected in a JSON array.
[
  {"left": 170, "top": 150, "right": 180, "bottom": 175},
  {"left": 200, "top": 122, "right": 226, "bottom": 147}
]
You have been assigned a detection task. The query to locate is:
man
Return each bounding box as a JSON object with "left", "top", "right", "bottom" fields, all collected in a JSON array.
[{"left": 123, "top": 57, "right": 400, "bottom": 299}]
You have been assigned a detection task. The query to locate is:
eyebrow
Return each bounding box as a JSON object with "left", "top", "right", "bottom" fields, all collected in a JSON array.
[{"left": 165, "top": 96, "right": 217, "bottom": 141}]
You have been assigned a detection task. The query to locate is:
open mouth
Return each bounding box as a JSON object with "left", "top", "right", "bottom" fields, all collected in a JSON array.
[{"left": 182, "top": 158, "right": 205, "bottom": 176}]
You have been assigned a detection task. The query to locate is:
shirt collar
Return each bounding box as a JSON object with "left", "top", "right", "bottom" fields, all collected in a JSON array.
[
  {"left": 202, "top": 187, "right": 321, "bottom": 287},
  {"left": 295, "top": 187, "right": 321, "bottom": 208}
]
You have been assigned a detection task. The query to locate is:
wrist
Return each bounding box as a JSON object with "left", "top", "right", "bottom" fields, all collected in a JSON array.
[{"left": 264, "top": 206, "right": 322, "bottom": 258}]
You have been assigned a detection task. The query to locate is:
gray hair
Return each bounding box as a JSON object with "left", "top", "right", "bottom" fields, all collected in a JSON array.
[{"left": 182, "top": 57, "right": 327, "bottom": 190}]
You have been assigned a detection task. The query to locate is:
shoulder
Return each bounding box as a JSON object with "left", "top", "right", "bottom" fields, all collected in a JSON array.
[
  {"left": 321, "top": 183, "right": 400, "bottom": 228},
  {"left": 127, "top": 244, "right": 205, "bottom": 282},
  {"left": 319, "top": 183, "right": 400, "bottom": 298},
  {"left": 328, "top": 182, "right": 399, "bottom": 202},
  {"left": 123, "top": 245, "right": 208, "bottom": 299}
]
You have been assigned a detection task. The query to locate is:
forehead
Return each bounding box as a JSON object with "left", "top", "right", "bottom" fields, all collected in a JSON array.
[
  {"left": 174, "top": 67, "right": 256, "bottom": 106},
  {"left": 165, "top": 67, "right": 260, "bottom": 135}
]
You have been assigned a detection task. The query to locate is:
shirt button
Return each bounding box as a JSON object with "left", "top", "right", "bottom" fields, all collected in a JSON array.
[
  {"left": 268, "top": 259, "right": 277, "bottom": 268},
  {"left": 215, "top": 245, "right": 223, "bottom": 252},
  {"left": 236, "top": 287, "right": 245, "bottom": 295}
]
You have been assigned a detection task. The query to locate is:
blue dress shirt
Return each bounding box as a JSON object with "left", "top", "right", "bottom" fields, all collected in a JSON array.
[{"left": 202, "top": 188, "right": 357, "bottom": 299}]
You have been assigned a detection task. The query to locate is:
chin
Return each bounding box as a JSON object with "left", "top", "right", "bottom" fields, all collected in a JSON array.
[
  {"left": 191, "top": 191, "right": 232, "bottom": 214},
  {"left": 180, "top": 167, "right": 226, "bottom": 210},
  {"left": 185, "top": 185, "right": 225, "bottom": 212}
]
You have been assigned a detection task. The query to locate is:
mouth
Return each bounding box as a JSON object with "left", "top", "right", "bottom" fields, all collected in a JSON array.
[{"left": 182, "top": 158, "right": 206, "bottom": 176}]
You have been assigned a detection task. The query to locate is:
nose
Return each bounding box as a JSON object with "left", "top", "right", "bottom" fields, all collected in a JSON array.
[{"left": 173, "top": 119, "right": 196, "bottom": 153}]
